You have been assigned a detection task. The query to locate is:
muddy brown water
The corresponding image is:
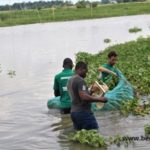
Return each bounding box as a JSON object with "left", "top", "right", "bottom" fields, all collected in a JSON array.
[{"left": 0, "top": 15, "right": 150, "bottom": 150}]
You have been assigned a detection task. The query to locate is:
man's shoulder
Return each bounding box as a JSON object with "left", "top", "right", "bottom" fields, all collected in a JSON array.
[
  {"left": 70, "top": 75, "right": 84, "bottom": 83},
  {"left": 55, "top": 71, "right": 64, "bottom": 79},
  {"left": 102, "top": 63, "right": 108, "bottom": 67},
  {"left": 67, "top": 70, "right": 75, "bottom": 76},
  {"left": 102, "top": 63, "right": 116, "bottom": 70},
  {"left": 56, "top": 70, "right": 74, "bottom": 78}
]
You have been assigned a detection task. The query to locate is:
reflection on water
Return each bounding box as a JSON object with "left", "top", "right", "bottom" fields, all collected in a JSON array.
[{"left": 0, "top": 15, "right": 150, "bottom": 150}]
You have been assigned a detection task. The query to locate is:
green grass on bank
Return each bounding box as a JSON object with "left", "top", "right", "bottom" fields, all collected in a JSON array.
[
  {"left": 76, "top": 37, "right": 150, "bottom": 95},
  {"left": 0, "top": 2, "right": 150, "bottom": 27}
]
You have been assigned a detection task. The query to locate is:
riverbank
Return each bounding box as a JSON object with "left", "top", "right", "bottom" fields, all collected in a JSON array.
[
  {"left": 0, "top": 2, "right": 150, "bottom": 27},
  {"left": 76, "top": 37, "right": 150, "bottom": 95}
]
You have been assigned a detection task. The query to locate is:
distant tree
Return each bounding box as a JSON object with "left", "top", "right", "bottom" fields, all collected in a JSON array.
[
  {"left": 116, "top": 0, "right": 124, "bottom": 3},
  {"left": 0, "top": 4, "right": 10, "bottom": 11},
  {"left": 101, "top": 0, "right": 110, "bottom": 4},
  {"left": 76, "top": 0, "right": 87, "bottom": 8},
  {"left": 64, "top": 1, "right": 74, "bottom": 6},
  {"left": 133, "top": 0, "right": 146, "bottom": 1},
  {"left": 117, "top": 0, "right": 146, "bottom": 2},
  {"left": 123, "top": 0, "right": 132, "bottom": 2},
  {"left": 0, "top": 0, "right": 66, "bottom": 11},
  {"left": 91, "top": 2, "right": 99, "bottom": 8}
]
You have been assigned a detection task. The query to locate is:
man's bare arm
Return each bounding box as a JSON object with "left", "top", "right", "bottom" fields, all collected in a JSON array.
[
  {"left": 79, "top": 91, "right": 107, "bottom": 103},
  {"left": 98, "top": 66, "right": 117, "bottom": 76}
]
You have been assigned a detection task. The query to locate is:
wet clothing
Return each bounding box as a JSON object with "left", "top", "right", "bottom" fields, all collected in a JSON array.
[
  {"left": 67, "top": 75, "right": 91, "bottom": 113},
  {"left": 53, "top": 69, "right": 74, "bottom": 113},
  {"left": 67, "top": 75, "right": 99, "bottom": 130},
  {"left": 71, "top": 111, "right": 99, "bottom": 130},
  {"left": 100, "top": 63, "right": 117, "bottom": 83}
]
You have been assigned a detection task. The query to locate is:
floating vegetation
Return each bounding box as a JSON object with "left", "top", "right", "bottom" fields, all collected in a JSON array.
[
  {"left": 120, "top": 99, "right": 150, "bottom": 116},
  {"left": 76, "top": 37, "right": 150, "bottom": 95},
  {"left": 109, "top": 134, "right": 134, "bottom": 146},
  {"left": 7, "top": 70, "right": 16, "bottom": 78},
  {"left": 104, "top": 38, "right": 111, "bottom": 43},
  {"left": 69, "top": 129, "right": 106, "bottom": 148},
  {"left": 0, "top": 64, "right": 2, "bottom": 73},
  {"left": 69, "top": 130, "right": 134, "bottom": 148},
  {"left": 129, "top": 27, "right": 142, "bottom": 33},
  {"left": 144, "top": 124, "right": 150, "bottom": 135}
]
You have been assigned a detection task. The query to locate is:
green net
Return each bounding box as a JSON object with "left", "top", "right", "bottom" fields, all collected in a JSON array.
[
  {"left": 92, "top": 69, "right": 134, "bottom": 111},
  {"left": 47, "top": 96, "right": 71, "bottom": 109},
  {"left": 47, "top": 70, "right": 134, "bottom": 111}
]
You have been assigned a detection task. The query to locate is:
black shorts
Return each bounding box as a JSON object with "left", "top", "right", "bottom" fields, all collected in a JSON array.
[{"left": 71, "top": 111, "right": 99, "bottom": 130}]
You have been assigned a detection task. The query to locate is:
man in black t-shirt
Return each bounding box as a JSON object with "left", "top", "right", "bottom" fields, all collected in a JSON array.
[{"left": 67, "top": 61, "right": 107, "bottom": 130}]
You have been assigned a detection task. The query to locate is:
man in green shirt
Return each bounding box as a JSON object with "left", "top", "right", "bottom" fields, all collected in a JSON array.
[
  {"left": 98, "top": 51, "right": 118, "bottom": 83},
  {"left": 53, "top": 58, "right": 74, "bottom": 114}
]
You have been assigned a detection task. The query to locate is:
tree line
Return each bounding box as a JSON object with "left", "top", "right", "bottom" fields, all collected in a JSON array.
[{"left": 0, "top": 0, "right": 146, "bottom": 11}]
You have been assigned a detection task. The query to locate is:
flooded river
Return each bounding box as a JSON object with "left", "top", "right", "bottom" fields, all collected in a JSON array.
[{"left": 0, "top": 15, "right": 150, "bottom": 150}]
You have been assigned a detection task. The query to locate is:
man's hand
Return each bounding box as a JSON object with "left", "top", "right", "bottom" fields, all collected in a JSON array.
[
  {"left": 111, "top": 71, "right": 117, "bottom": 76},
  {"left": 111, "top": 71, "right": 120, "bottom": 78},
  {"left": 99, "top": 66, "right": 118, "bottom": 77},
  {"left": 98, "top": 97, "right": 107, "bottom": 103}
]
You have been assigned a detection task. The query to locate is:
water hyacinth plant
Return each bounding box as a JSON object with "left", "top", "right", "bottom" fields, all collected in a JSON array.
[
  {"left": 0, "top": 64, "right": 2, "bottom": 73},
  {"left": 144, "top": 124, "right": 150, "bottom": 135},
  {"left": 69, "top": 130, "right": 135, "bottom": 148},
  {"left": 104, "top": 38, "right": 111, "bottom": 43},
  {"left": 120, "top": 99, "right": 150, "bottom": 116},
  {"left": 76, "top": 37, "right": 150, "bottom": 95},
  {"left": 129, "top": 27, "right": 142, "bottom": 33},
  {"left": 69, "top": 129, "right": 106, "bottom": 148},
  {"left": 7, "top": 70, "right": 16, "bottom": 78}
]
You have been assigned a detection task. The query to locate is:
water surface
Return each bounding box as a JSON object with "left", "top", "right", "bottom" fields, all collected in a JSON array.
[{"left": 0, "top": 15, "right": 150, "bottom": 150}]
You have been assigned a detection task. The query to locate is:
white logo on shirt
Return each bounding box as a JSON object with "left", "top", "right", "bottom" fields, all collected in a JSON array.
[
  {"left": 62, "top": 87, "right": 67, "bottom": 91},
  {"left": 82, "top": 85, "right": 86, "bottom": 91}
]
